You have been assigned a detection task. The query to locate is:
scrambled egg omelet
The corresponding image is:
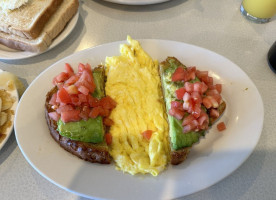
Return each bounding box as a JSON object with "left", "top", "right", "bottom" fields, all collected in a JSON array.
[{"left": 105, "top": 36, "right": 169, "bottom": 176}]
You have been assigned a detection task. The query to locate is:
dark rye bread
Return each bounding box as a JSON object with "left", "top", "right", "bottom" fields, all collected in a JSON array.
[
  {"left": 45, "top": 87, "right": 111, "bottom": 164},
  {"left": 160, "top": 57, "right": 226, "bottom": 165}
]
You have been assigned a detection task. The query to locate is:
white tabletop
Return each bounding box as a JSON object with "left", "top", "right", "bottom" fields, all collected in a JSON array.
[{"left": 0, "top": 0, "right": 275, "bottom": 199}]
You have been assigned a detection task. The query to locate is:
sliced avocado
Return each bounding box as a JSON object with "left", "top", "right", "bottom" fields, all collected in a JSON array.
[
  {"left": 160, "top": 57, "right": 204, "bottom": 150},
  {"left": 92, "top": 66, "right": 105, "bottom": 99},
  {"left": 57, "top": 117, "right": 104, "bottom": 143},
  {"left": 57, "top": 66, "right": 105, "bottom": 143}
]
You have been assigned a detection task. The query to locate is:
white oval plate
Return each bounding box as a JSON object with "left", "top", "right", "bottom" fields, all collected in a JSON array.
[
  {"left": 14, "top": 39, "right": 264, "bottom": 200},
  {"left": 0, "top": 11, "right": 79, "bottom": 61},
  {"left": 102, "top": 0, "right": 169, "bottom": 5},
  {"left": 0, "top": 87, "right": 18, "bottom": 150}
]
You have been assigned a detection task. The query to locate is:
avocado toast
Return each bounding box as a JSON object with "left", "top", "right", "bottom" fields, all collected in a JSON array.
[
  {"left": 45, "top": 64, "right": 116, "bottom": 164},
  {"left": 160, "top": 57, "right": 226, "bottom": 165}
]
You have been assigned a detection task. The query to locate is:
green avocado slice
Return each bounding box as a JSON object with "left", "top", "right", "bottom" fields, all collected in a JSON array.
[
  {"left": 160, "top": 57, "right": 204, "bottom": 150},
  {"left": 57, "top": 116, "right": 104, "bottom": 143},
  {"left": 57, "top": 66, "right": 105, "bottom": 143}
]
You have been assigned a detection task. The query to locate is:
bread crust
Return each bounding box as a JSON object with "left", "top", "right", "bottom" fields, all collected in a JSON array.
[
  {"left": 0, "top": 0, "right": 79, "bottom": 52},
  {"left": 0, "top": 0, "right": 63, "bottom": 39},
  {"left": 45, "top": 87, "right": 111, "bottom": 164}
]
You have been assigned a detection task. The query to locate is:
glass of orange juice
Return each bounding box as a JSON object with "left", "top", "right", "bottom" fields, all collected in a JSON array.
[{"left": 240, "top": 0, "right": 276, "bottom": 23}]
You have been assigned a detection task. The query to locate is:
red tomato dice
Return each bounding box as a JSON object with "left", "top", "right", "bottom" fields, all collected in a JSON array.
[
  {"left": 61, "top": 110, "right": 81, "bottom": 123},
  {"left": 217, "top": 122, "right": 226, "bottom": 131}
]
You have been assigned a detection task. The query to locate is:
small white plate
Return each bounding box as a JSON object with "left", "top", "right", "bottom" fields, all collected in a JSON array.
[
  {"left": 0, "top": 88, "right": 18, "bottom": 150},
  {"left": 0, "top": 11, "right": 79, "bottom": 61},
  {"left": 102, "top": 0, "right": 169, "bottom": 5},
  {"left": 15, "top": 39, "right": 264, "bottom": 200}
]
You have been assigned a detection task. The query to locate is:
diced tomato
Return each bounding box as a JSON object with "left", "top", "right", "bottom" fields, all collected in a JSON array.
[
  {"left": 198, "top": 112, "right": 209, "bottom": 126},
  {"left": 78, "top": 85, "right": 89, "bottom": 95},
  {"left": 60, "top": 110, "right": 81, "bottom": 123},
  {"left": 65, "top": 85, "right": 78, "bottom": 95},
  {"left": 191, "top": 91, "right": 202, "bottom": 104},
  {"left": 48, "top": 112, "right": 60, "bottom": 121},
  {"left": 203, "top": 96, "right": 218, "bottom": 109},
  {"left": 78, "top": 63, "right": 86, "bottom": 73},
  {"left": 56, "top": 104, "right": 74, "bottom": 114},
  {"left": 172, "top": 67, "right": 186, "bottom": 82},
  {"left": 78, "top": 94, "right": 87, "bottom": 103},
  {"left": 75, "top": 70, "right": 96, "bottom": 93},
  {"left": 142, "top": 130, "right": 153, "bottom": 141},
  {"left": 89, "top": 106, "right": 103, "bottom": 118},
  {"left": 79, "top": 106, "right": 91, "bottom": 121},
  {"left": 191, "top": 104, "right": 201, "bottom": 118},
  {"left": 171, "top": 101, "right": 184, "bottom": 111},
  {"left": 87, "top": 95, "right": 100, "bottom": 107},
  {"left": 64, "top": 74, "right": 79, "bottom": 86},
  {"left": 100, "top": 108, "right": 110, "bottom": 117},
  {"left": 196, "top": 70, "right": 208, "bottom": 79},
  {"left": 65, "top": 63, "right": 74, "bottom": 76},
  {"left": 186, "top": 67, "right": 196, "bottom": 81},
  {"left": 70, "top": 95, "right": 81, "bottom": 106},
  {"left": 57, "top": 87, "right": 71, "bottom": 104},
  {"left": 206, "top": 89, "right": 219, "bottom": 96},
  {"left": 49, "top": 92, "right": 58, "bottom": 106},
  {"left": 182, "top": 114, "right": 195, "bottom": 126},
  {"left": 169, "top": 107, "right": 185, "bottom": 120},
  {"left": 105, "top": 133, "right": 112, "bottom": 145},
  {"left": 100, "top": 96, "right": 117, "bottom": 110},
  {"left": 217, "top": 122, "right": 226, "bottom": 131},
  {"left": 103, "top": 118, "right": 114, "bottom": 126},
  {"left": 210, "top": 108, "right": 220, "bottom": 118},
  {"left": 184, "top": 82, "right": 193, "bottom": 92},
  {"left": 214, "top": 84, "right": 222, "bottom": 93},
  {"left": 175, "top": 87, "right": 186, "bottom": 100},
  {"left": 55, "top": 72, "right": 69, "bottom": 83}
]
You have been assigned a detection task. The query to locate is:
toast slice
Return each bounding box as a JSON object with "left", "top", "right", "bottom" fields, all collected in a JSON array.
[
  {"left": 45, "top": 66, "right": 111, "bottom": 164},
  {"left": 0, "top": 0, "right": 63, "bottom": 39},
  {"left": 160, "top": 57, "right": 226, "bottom": 165},
  {"left": 0, "top": 0, "right": 79, "bottom": 53}
]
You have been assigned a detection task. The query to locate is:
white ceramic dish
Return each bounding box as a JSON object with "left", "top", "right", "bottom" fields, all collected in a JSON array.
[
  {"left": 14, "top": 39, "right": 264, "bottom": 200},
  {"left": 0, "top": 87, "right": 18, "bottom": 150},
  {"left": 102, "top": 0, "right": 169, "bottom": 5},
  {"left": 0, "top": 12, "right": 79, "bottom": 61}
]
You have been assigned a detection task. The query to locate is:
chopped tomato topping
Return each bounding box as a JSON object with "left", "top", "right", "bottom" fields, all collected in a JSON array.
[
  {"left": 210, "top": 108, "right": 220, "bottom": 118},
  {"left": 175, "top": 87, "right": 186, "bottom": 100},
  {"left": 142, "top": 130, "right": 153, "bottom": 141},
  {"left": 48, "top": 112, "right": 60, "bottom": 121},
  {"left": 57, "top": 87, "right": 71, "bottom": 104},
  {"left": 60, "top": 110, "right": 81, "bottom": 123},
  {"left": 103, "top": 118, "right": 114, "bottom": 126},
  {"left": 217, "top": 122, "right": 226, "bottom": 131},
  {"left": 169, "top": 107, "right": 185, "bottom": 120},
  {"left": 105, "top": 133, "right": 112, "bottom": 145},
  {"left": 51, "top": 63, "right": 116, "bottom": 123},
  {"left": 172, "top": 67, "right": 186, "bottom": 82}
]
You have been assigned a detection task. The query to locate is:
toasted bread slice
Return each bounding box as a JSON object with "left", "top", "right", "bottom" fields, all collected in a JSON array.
[
  {"left": 160, "top": 57, "right": 226, "bottom": 165},
  {"left": 45, "top": 66, "right": 111, "bottom": 164},
  {"left": 0, "top": 0, "right": 78, "bottom": 52},
  {"left": 0, "top": 0, "right": 64, "bottom": 39}
]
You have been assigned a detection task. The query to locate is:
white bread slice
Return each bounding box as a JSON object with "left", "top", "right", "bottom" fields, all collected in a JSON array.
[
  {"left": 0, "top": 0, "right": 29, "bottom": 10},
  {"left": 0, "top": 0, "right": 63, "bottom": 39},
  {"left": 0, "top": 0, "right": 79, "bottom": 53}
]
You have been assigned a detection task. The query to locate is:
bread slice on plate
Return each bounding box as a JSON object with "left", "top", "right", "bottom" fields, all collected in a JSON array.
[
  {"left": 160, "top": 57, "right": 226, "bottom": 165},
  {"left": 45, "top": 66, "right": 112, "bottom": 164},
  {"left": 0, "top": 0, "right": 63, "bottom": 39},
  {"left": 0, "top": 0, "right": 79, "bottom": 53}
]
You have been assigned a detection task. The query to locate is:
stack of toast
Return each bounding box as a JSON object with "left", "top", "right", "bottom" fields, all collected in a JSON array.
[{"left": 0, "top": 0, "right": 79, "bottom": 53}]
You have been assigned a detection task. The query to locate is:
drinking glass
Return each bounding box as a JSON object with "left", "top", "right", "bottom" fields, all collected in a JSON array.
[{"left": 240, "top": 0, "right": 276, "bottom": 23}]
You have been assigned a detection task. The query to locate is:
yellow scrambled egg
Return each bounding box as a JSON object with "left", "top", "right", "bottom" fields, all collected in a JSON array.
[{"left": 105, "top": 36, "right": 169, "bottom": 176}]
